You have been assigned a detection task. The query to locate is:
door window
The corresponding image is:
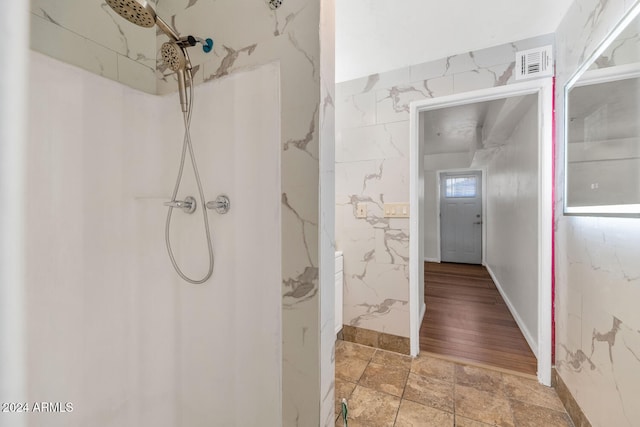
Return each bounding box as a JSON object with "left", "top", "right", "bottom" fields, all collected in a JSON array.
[{"left": 444, "top": 176, "right": 477, "bottom": 198}]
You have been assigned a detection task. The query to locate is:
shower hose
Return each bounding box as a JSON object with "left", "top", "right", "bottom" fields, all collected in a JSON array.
[{"left": 165, "top": 69, "right": 215, "bottom": 284}]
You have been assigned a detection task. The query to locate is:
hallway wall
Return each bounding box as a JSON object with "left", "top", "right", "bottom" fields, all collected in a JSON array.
[
  {"left": 554, "top": 0, "right": 640, "bottom": 426},
  {"left": 335, "top": 34, "right": 553, "bottom": 339},
  {"left": 485, "top": 100, "right": 540, "bottom": 352}
]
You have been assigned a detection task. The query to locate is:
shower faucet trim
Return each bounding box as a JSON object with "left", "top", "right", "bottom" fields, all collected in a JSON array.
[
  {"left": 206, "top": 195, "right": 230, "bottom": 214},
  {"left": 164, "top": 196, "right": 197, "bottom": 214}
]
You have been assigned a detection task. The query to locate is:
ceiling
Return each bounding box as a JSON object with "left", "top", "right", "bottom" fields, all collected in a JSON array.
[
  {"left": 336, "top": 0, "right": 575, "bottom": 82},
  {"left": 423, "top": 94, "right": 537, "bottom": 156},
  {"left": 423, "top": 102, "right": 488, "bottom": 155}
]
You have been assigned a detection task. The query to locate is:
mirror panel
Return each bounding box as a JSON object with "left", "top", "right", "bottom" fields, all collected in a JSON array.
[{"left": 564, "top": 6, "right": 640, "bottom": 216}]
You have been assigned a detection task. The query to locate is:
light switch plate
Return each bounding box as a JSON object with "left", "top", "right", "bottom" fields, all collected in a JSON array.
[
  {"left": 356, "top": 203, "right": 367, "bottom": 218},
  {"left": 384, "top": 202, "right": 409, "bottom": 218}
]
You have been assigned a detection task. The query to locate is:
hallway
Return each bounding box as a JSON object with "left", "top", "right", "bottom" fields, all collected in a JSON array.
[{"left": 420, "top": 262, "right": 537, "bottom": 376}]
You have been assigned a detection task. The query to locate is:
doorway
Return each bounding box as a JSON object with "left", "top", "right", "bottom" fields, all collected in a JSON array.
[
  {"left": 408, "top": 79, "right": 553, "bottom": 385},
  {"left": 440, "top": 171, "right": 483, "bottom": 264}
]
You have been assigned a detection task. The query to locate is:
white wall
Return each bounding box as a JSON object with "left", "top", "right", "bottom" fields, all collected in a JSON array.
[
  {"left": 0, "top": 3, "right": 29, "bottom": 427},
  {"left": 318, "top": 0, "right": 336, "bottom": 423},
  {"left": 336, "top": 0, "right": 573, "bottom": 82},
  {"left": 485, "top": 100, "right": 539, "bottom": 350},
  {"left": 23, "top": 51, "right": 281, "bottom": 427}
]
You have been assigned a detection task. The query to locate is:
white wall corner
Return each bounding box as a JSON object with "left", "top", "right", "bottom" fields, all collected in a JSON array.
[{"left": 485, "top": 265, "right": 539, "bottom": 357}]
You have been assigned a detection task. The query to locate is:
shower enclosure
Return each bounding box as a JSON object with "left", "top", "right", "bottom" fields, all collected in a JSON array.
[
  {"left": 2, "top": 0, "right": 335, "bottom": 425},
  {"left": 23, "top": 52, "right": 281, "bottom": 426}
]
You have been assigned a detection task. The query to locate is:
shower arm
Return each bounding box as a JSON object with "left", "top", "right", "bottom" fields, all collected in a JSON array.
[{"left": 156, "top": 16, "right": 181, "bottom": 42}]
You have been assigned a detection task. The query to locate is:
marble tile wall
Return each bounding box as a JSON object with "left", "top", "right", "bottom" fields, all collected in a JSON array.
[
  {"left": 336, "top": 34, "right": 554, "bottom": 340},
  {"left": 590, "top": 3, "right": 640, "bottom": 68},
  {"left": 555, "top": 1, "right": 640, "bottom": 426},
  {"left": 30, "top": 0, "right": 330, "bottom": 425},
  {"left": 30, "top": 0, "right": 158, "bottom": 94}
]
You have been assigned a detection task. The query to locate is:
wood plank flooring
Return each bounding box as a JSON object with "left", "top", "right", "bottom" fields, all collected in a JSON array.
[{"left": 420, "top": 262, "right": 537, "bottom": 375}]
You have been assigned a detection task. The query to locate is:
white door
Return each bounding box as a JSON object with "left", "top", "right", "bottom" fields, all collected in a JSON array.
[{"left": 440, "top": 171, "right": 482, "bottom": 264}]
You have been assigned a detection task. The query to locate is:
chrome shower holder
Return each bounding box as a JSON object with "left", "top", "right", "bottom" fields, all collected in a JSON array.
[{"left": 176, "top": 35, "right": 214, "bottom": 53}]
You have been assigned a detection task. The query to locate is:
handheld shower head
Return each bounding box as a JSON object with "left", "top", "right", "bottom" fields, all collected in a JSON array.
[
  {"left": 105, "top": 0, "right": 156, "bottom": 28},
  {"left": 161, "top": 42, "right": 186, "bottom": 72},
  {"left": 105, "top": 0, "right": 181, "bottom": 40},
  {"left": 161, "top": 42, "right": 190, "bottom": 113}
]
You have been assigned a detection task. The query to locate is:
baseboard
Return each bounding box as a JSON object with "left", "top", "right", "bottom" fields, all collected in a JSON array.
[
  {"left": 485, "top": 264, "right": 538, "bottom": 357},
  {"left": 424, "top": 257, "right": 439, "bottom": 262},
  {"left": 553, "top": 368, "right": 592, "bottom": 427},
  {"left": 341, "top": 325, "right": 410, "bottom": 355}
]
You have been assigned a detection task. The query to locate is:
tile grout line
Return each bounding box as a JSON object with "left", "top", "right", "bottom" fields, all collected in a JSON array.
[
  {"left": 500, "top": 370, "right": 518, "bottom": 427},
  {"left": 505, "top": 390, "right": 517, "bottom": 426},
  {"left": 452, "top": 364, "right": 457, "bottom": 426},
  {"left": 392, "top": 364, "right": 410, "bottom": 426},
  {"left": 358, "top": 349, "right": 374, "bottom": 383}
]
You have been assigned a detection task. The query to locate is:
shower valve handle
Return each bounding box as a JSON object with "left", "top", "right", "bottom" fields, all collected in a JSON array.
[
  {"left": 206, "top": 195, "right": 230, "bottom": 214},
  {"left": 164, "top": 196, "right": 197, "bottom": 214}
]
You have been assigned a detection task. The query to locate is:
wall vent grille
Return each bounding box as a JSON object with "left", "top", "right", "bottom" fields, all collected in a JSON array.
[{"left": 515, "top": 45, "right": 554, "bottom": 80}]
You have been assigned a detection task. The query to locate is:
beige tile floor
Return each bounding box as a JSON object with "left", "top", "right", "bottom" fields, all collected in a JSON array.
[{"left": 335, "top": 340, "right": 574, "bottom": 427}]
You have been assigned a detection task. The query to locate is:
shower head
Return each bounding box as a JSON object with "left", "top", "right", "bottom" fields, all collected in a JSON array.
[
  {"left": 107, "top": 0, "right": 195, "bottom": 113},
  {"left": 105, "top": 0, "right": 156, "bottom": 28},
  {"left": 161, "top": 42, "right": 186, "bottom": 72},
  {"left": 105, "top": 0, "right": 180, "bottom": 41},
  {"left": 161, "top": 42, "right": 189, "bottom": 113}
]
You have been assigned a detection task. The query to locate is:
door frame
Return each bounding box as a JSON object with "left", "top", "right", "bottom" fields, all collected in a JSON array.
[
  {"left": 433, "top": 169, "right": 486, "bottom": 265},
  {"left": 409, "top": 78, "right": 554, "bottom": 386}
]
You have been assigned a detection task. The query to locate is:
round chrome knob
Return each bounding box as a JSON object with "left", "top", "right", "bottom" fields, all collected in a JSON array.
[{"left": 206, "top": 195, "right": 230, "bottom": 214}]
